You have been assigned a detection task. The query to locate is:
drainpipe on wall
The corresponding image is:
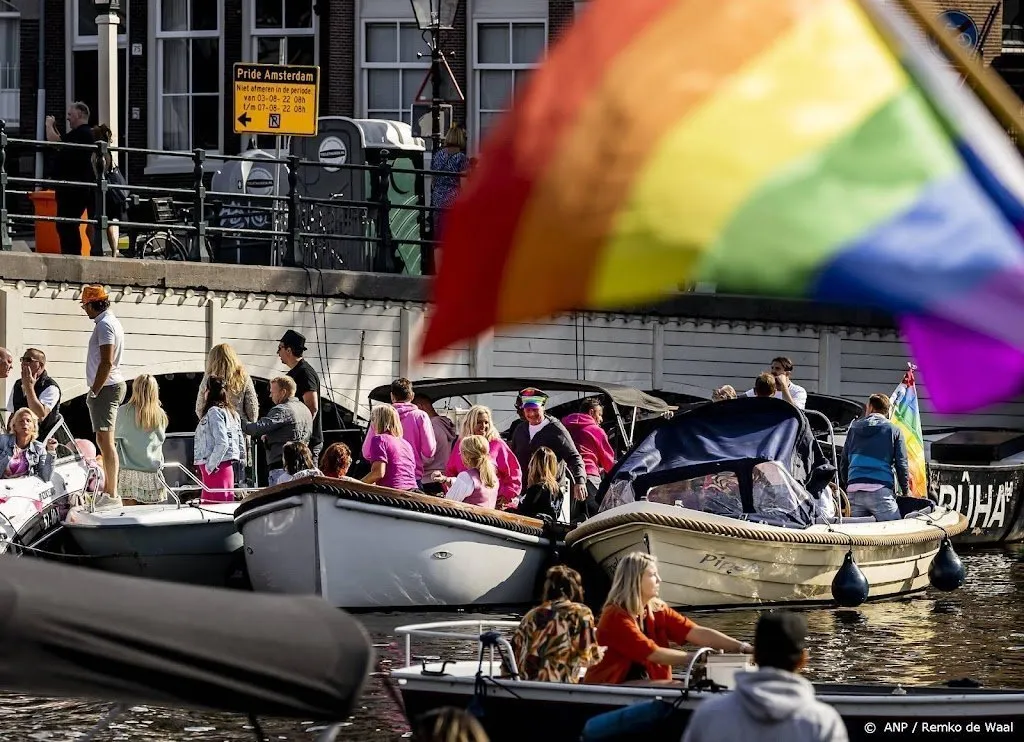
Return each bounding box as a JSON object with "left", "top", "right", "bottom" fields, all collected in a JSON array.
[{"left": 34, "top": 0, "right": 45, "bottom": 181}]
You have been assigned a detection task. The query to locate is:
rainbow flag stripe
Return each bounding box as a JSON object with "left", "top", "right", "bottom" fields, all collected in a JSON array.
[
  {"left": 422, "top": 0, "right": 1024, "bottom": 415},
  {"left": 891, "top": 366, "right": 927, "bottom": 499}
]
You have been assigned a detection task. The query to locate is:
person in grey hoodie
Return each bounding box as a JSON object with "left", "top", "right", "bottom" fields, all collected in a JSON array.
[
  {"left": 840, "top": 393, "right": 909, "bottom": 522},
  {"left": 242, "top": 376, "right": 312, "bottom": 487},
  {"left": 682, "top": 611, "right": 848, "bottom": 742}
]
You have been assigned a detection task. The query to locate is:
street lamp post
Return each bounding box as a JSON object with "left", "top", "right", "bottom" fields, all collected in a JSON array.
[{"left": 409, "top": 0, "right": 461, "bottom": 153}]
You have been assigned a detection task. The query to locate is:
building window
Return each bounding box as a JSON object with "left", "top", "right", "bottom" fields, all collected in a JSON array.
[
  {"left": 73, "top": 0, "right": 127, "bottom": 47},
  {"left": 474, "top": 21, "right": 546, "bottom": 141},
  {"left": 251, "top": 0, "right": 317, "bottom": 66},
  {"left": 0, "top": 8, "right": 18, "bottom": 130},
  {"left": 1006, "top": 1, "right": 1024, "bottom": 48},
  {"left": 156, "top": 0, "right": 222, "bottom": 152},
  {"left": 362, "top": 21, "right": 432, "bottom": 123}
]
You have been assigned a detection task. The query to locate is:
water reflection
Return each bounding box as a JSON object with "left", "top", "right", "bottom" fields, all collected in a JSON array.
[{"left": 0, "top": 552, "right": 1021, "bottom": 740}]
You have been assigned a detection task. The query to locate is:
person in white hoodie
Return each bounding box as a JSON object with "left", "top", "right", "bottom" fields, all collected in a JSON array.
[{"left": 682, "top": 611, "right": 848, "bottom": 742}]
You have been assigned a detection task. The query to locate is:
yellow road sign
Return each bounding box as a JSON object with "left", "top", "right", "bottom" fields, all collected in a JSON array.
[{"left": 233, "top": 63, "right": 320, "bottom": 137}]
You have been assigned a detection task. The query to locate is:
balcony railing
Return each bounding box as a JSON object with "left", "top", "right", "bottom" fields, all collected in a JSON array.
[{"left": 0, "top": 120, "right": 469, "bottom": 275}]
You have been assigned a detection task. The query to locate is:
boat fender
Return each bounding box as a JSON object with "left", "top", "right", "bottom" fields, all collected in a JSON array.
[
  {"left": 831, "top": 549, "right": 869, "bottom": 607},
  {"left": 580, "top": 700, "right": 678, "bottom": 741},
  {"left": 928, "top": 537, "right": 966, "bottom": 592}
]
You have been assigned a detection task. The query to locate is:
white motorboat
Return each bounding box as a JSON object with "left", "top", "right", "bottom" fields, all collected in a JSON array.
[
  {"left": 390, "top": 619, "right": 1024, "bottom": 742},
  {"left": 566, "top": 397, "right": 967, "bottom": 609},
  {"left": 235, "top": 476, "right": 567, "bottom": 609},
  {"left": 0, "top": 418, "right": 89, "bottom": 555},
  {"left": 62, "top": 463, "right": 248, "bottom": 587}
]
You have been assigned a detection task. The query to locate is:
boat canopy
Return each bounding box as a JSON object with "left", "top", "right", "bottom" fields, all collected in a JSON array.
[
  {"left": 367, "top": 377, "right": 674, "bottom": 414},
  {"left": 0, "top": 557, "right": 372, "bottom": 720},
  {"left": 600, "top": 397, "right": 836, "bottom": 525}
]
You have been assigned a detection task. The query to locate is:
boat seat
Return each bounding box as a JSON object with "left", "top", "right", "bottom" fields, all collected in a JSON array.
[{"left": 824, "top": 515, "right": 876, "bottom": 524}]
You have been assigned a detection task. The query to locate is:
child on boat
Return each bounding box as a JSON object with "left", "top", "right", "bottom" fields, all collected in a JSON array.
[{"left": 435, "top": 435, "right": 499, "bottom": 509}]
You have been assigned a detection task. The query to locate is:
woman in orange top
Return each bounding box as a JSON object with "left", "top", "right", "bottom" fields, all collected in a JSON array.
[{"left": 583, "top": 552, "right": 753, "bottom": 685}]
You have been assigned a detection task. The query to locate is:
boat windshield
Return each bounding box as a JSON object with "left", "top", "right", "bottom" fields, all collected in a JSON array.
[
  {"left": 751, "top": 460, "right": 821, "bottom": 526},
  {"left": 647, "top": 472, "right": 743, "bottom": 518}
]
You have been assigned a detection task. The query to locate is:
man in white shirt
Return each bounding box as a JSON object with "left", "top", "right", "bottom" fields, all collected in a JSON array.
[
  {"left": 81, "top": 285, "right": 127, "bottom": 507},
  {"left": 746, "top": 356, "right": 807, "bottom": 409}
]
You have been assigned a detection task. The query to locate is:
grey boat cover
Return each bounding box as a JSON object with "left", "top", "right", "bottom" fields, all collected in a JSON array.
[
  {"left": 0, "top": 557, "right": 372, "bottom": 719},
  {"left": 367, "top": 377, "right": 674, "bottom": 414}
]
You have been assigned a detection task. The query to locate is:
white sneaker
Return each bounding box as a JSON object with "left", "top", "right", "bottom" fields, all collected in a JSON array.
[{"left": 93, "top": 493, "right": 124, "bottom": 511}]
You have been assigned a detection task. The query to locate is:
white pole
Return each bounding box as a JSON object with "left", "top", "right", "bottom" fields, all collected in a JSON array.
[{"left": 96, "top": 11, "right": 120, "bottom": 166}]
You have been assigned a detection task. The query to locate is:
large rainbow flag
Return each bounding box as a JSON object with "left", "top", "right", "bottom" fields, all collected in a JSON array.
[
  {"left": 421, "top": 0, "right": 1024, "bottom": 415},
  {"left": 890, "top": 364, "right": 927, "bottom": 498}
]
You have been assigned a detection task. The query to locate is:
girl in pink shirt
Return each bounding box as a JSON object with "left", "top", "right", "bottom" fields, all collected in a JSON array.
[
  {"left": 363, "top": 406, "right": 418, "bottom": 491},
  {"left": 444, "top": 405, "right": 522, "bottom": 508},
  {"left": 438, "top": 435, "right": 499, "bottom": 508}
]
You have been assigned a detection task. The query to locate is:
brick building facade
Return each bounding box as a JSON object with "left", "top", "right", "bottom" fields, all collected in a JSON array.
[
  {"left": 4, "top": 1, "right": 1023, "bottom": 190},
  {"left": 8, "top": 0, "right": 581, "bottom": 188}
]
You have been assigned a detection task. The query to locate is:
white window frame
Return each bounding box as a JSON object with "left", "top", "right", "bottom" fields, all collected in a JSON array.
[
  {"left": 0, "top": 8, "right": 18, "bottom": 128},
  {"left": 246, "top": 0, "right": 319, "bottom": 65},
  {"left": 147, "top": 0, "right": 225, "bottom": 173},
  {"left": 71, "top": 0, "right": 127, "bottom": 49},
  {"left": 360, "top": 18, "right": 430, "bottom": 125},
  {"left": 471, "top": 19, "right": 547, "bottom": 151}
]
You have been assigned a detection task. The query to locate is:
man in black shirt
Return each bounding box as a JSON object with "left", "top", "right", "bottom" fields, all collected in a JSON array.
[
  {"left": 277, "top": 330, "right": 323, "bottom": 460},
  {"left": 46, "top": 101, "right": 96, "bottom": 256}
]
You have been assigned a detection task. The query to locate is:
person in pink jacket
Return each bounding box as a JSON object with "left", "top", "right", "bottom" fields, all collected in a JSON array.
[
  {"left": 444, "top": 404, "right": 522, "bottom": 509},
  {"left": 362, "top": 378, "right": 437, "bottom": 483},
  {"left": 561, "top": 398, "right": 617, "bottom": 517}
]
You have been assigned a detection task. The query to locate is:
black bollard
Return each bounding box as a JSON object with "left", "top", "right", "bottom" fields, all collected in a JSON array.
[
  {"left": 832, "top": 549, "right": 870, "bottom": 607},
  {"left": 929, "top": 537, "right": 966, "bottom": 592}
]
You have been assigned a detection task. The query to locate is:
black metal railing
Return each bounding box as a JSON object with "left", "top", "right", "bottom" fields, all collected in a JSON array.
[{"left": 0, "top": 119, "right": 467, "bottom": 275}]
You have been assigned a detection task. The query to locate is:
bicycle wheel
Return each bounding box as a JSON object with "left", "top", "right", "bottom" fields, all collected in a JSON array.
[{"left": 139, "top": 232, "right": 189, "bottom": 261}]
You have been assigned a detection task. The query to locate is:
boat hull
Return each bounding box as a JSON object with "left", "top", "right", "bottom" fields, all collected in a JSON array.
[
  {"left": 395, "top": 669, "right": 1024, "bottom": 742},
  {"left": 567, "top": 502, "right": 966, "bottom": 608},
  {"left": 928, "top": 463, "right": 1024, "bottom": 545},
  {"left": 63, "top": 502, "right": 241, "bottom": 586},
  {"left": 235, "top": 483, "right": 555, "bottom": 609}
]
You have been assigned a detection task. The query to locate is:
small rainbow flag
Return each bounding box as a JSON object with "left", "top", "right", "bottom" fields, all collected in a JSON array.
[
  {"left": 890, "top": 364, "right": 927, "bottom": 498},
  {"left": 421, "top": 0, "right": 1024, "bottom": 415}
]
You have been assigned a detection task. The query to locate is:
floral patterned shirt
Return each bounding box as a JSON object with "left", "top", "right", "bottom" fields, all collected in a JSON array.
[{"left": 510, "top": 599, "right": 602, "bottom": 683}]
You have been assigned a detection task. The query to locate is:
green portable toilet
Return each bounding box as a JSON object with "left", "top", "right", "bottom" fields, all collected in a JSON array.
[{"left": 289, "top": 117, "right": 427, "bottom": 274}]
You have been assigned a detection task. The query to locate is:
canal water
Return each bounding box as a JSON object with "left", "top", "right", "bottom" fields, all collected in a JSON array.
[{"left": 3, "top": 549, "right": 1023, "bottom": 741}]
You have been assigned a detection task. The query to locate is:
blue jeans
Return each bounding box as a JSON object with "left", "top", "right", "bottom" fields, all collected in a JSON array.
[
  {"left": 268, "top": 468, "right": 289, "bottom": 487},
  {"left": 848, "top": 486, "right": 901, "bottom": 521}
]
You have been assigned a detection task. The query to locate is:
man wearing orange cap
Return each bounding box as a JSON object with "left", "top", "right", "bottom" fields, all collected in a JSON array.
[{"left": 81, "top": 285, "right": 126, "bottom": 507}]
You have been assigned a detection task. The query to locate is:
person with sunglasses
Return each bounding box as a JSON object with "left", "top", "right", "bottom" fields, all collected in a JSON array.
[{"left": 6, "top": 348, "right": 61, "bottom": 437}]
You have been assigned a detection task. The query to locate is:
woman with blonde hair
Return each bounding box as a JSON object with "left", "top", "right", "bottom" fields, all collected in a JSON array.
[
  {"left": 583, "top": 552, "right": 752, "bottom": 685},
  {"left": 443, "top": 405, "right": 522, "bottom": 508},
  {"left": 194, "top": 343, "right": 258, "bottom": 423},
  {"left": 0, "top": 408, "right": 56, "bottom": 482},
  {"left": 363, "top": 405, "right": 418, "bottom": 491},
  {"left": 115, "top": 374, "right": 169, "bottom": 504},
  {"left": 516, "top": 446, "right": 560, "bottom": 519},
  {"left": 411, "top": 707, "right": 489, "bottom": 742},
  {"left": 437, "top": 435, "right": 498, "bottom": 508}
]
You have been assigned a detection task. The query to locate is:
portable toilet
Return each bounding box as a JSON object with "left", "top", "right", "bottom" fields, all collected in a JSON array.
[
  {"left": 208, "top": 149, "right": 285, "bottom": 265},
  {"left": 289, "top": 117, "right": 427, "bottom": 274}
]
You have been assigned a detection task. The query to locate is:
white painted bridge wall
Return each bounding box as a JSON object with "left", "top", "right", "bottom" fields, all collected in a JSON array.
[{"left": 1, "top": 283, "right": 1021, "bottom": 430}]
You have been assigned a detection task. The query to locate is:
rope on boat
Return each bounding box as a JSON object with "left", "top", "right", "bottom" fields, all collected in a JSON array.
[
  {"left": 237, "top": 478, "right": 573, "bottom": 541},
  {"left": 564, "top": 511, "right": 968, "bottom": 548}
]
